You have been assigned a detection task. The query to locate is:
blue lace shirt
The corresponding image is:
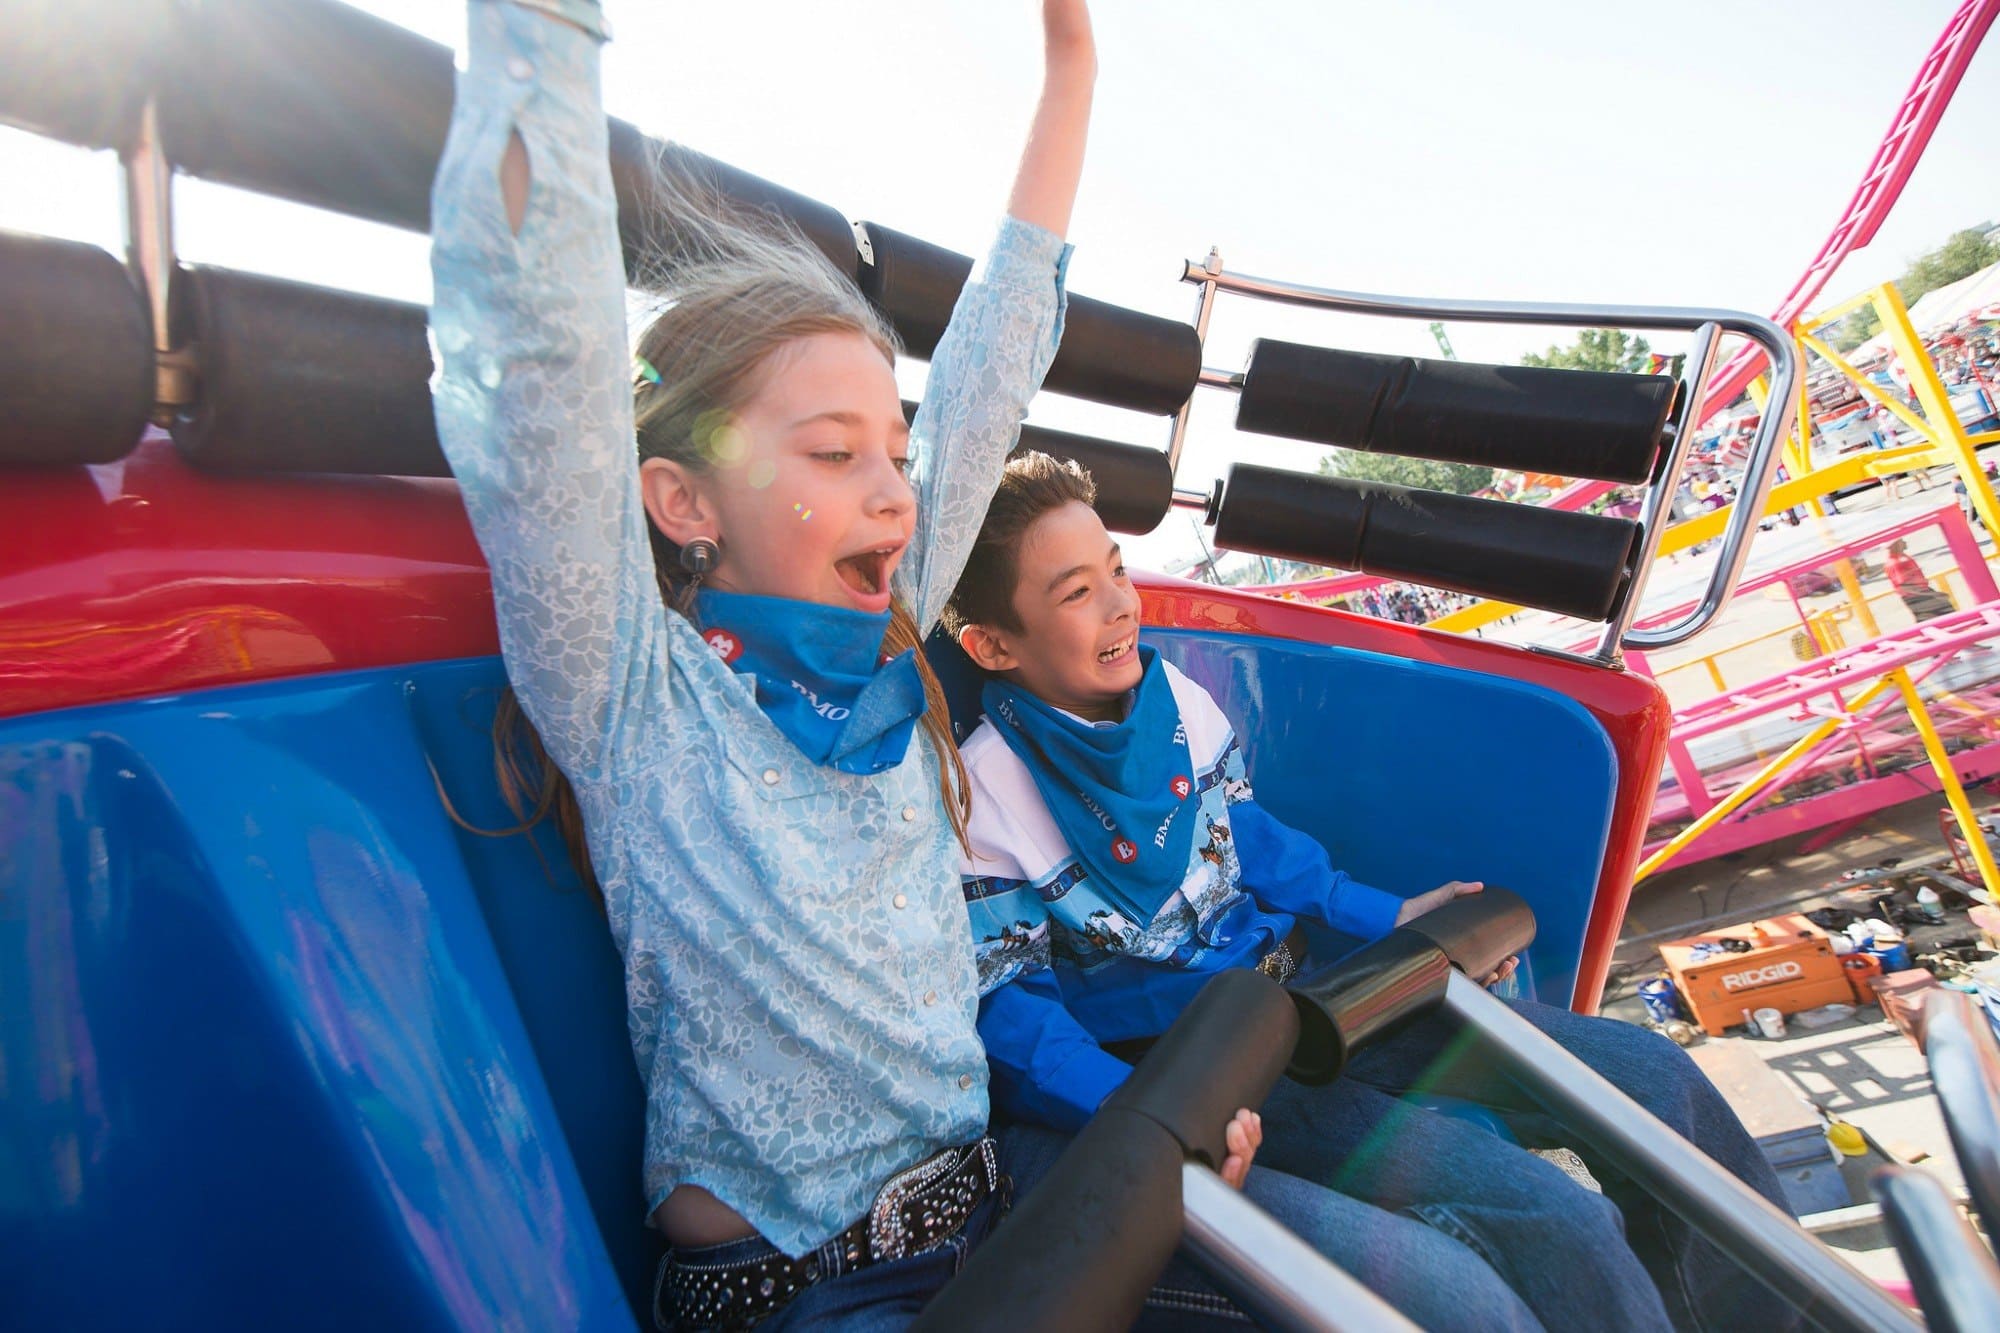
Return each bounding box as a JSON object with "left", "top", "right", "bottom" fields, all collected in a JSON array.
[{"left": 429, "top": 0, "right": 1069, "bottom": 1256}]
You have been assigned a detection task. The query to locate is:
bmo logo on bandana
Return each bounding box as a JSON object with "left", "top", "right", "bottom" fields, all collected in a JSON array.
[
  {"left": 703, "top": 627, "right": 744, "bottom": 664},
  {"left": 1170, "top": 775, "right": 1193, "bottom": 800},
  {"left": 1111, "top": 838, "right": 1139, "bottom": 864},
  {"left": 1720, "top": 960, "right": 1804, "bottom": 992}
]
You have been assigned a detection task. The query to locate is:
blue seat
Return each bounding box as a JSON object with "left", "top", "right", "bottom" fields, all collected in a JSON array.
[
  {"left": 5, "top": 624, "right": 1618, "bottom": 1329},
  {"left": 0, "top": 659, "right": 650, "bottom": 1330}
]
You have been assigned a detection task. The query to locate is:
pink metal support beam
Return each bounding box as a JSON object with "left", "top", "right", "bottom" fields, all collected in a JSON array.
[
  {"left": 1671, "top": 605, "right": 2000, "bottom": 742},
  {"left": 1644, "top": 744, "right": 2000, "bottom": 871}
]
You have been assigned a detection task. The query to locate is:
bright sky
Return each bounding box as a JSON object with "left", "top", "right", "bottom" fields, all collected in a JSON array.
[{"left": 4, "top": 0, "right": 1996, "bottom": 571}]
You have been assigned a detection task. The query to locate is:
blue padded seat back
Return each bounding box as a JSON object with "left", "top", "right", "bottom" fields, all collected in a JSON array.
[{"left": 0, "top": 659, "right": 649, "bottom": 1330}]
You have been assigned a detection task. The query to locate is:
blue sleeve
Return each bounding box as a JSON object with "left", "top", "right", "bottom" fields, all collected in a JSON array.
[
  {"left": 965, "top": 869, "right": 1130, "bottom": 1132},
  {"left": 978, "top": 969, "right": 1133, "bottom": 1134},
  {"left": 1230, "top": 799, "right": 1404, "bottom": 942}
]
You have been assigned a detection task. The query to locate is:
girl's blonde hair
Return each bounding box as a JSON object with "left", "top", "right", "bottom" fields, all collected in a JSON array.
[{"left": 487, "top": 161, "right": 972, "bottom": 898}]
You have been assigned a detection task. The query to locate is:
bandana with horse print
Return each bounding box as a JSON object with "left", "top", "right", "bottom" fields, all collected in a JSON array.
[{"left": 983, "top": 646, "right": 1198, "bottom": 927}]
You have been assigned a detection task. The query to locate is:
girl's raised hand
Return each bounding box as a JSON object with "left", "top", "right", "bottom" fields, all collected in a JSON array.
[
  {"left": 1042, "top": 0, "right": 1096, "bottom": 57},
  {"left": 1219, "top": 1107, "right": 1262, "bottom": 1190},
  {"left": 1005, "top": 0, "right": 1097, "bottom": 237}
]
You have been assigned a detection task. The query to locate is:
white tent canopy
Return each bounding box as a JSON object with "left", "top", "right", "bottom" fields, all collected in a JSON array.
[{"left": 1851, "top": 258, "right": 2000, "bottom": 362}]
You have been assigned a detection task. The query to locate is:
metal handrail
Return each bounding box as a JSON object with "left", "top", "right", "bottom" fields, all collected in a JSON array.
[
  {"left": 1594, "top": 321, "right": 1720, "bottom": 657},
  {"left": 1441, "top": 973, "right": 1918, "bottom": 1332},
  {"left": 1922, "top": 988, "right": 2000, "bottom": 1232},
  {"left": 1871, "top": 1165, "right": 2000, "bottom": 1332},
  {"left": 1174, "top": 260, "right": 1800, "bottom": 653},
  {"left": 1180, "top": 1163, "right": 1417, "bottom": 1333}
]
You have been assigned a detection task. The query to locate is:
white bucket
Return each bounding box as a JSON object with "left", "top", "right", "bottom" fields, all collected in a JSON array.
[{"left": 1754, "top": 1007, "right": 1787, "bottom": 1039}]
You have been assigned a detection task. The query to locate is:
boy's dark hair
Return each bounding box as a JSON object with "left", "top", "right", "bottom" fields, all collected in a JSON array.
[{"left": 943, "top": 451, "right": 1097, "bottom": 639}]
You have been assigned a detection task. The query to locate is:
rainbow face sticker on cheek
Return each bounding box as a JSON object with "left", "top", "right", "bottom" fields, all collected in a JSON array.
[{"left": 794, "top": 503, "right": 813, "bottom": 521}]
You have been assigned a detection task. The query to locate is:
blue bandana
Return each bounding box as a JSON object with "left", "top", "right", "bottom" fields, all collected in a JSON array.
[
  {"left": 983, "top": 646, "right": 1198, "bottom": 925},
  {"left": 695, "top": 589, "right": 927, "bottom": 774}
]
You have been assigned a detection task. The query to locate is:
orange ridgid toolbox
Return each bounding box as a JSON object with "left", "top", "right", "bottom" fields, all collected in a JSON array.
[{"left": 1658, "top": 915, "right": 1852, "bottom": 1036}]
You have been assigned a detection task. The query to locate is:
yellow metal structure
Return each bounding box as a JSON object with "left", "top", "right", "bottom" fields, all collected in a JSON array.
[
  {"left": 1633, "top": 675, "right": 1901, "bottom": 881},
  {"left": 1424, "top": 274, "right": 2000, "bottom": 884},
  {"left": 1892, "top": 666, "right": 2000, "bottom": 896}
]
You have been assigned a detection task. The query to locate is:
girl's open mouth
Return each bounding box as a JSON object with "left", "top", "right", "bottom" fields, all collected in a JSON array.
[
  {"left": 1097, "top": 634, "right": 1136, "bottom": 665},
  {"left": 834, "top": 546, "right": 901, "bottom": 601}
]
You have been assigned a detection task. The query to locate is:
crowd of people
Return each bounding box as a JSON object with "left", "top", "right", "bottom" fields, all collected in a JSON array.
[{"left": 1347, "top": 584, "right": 1483, "bottom": 624}]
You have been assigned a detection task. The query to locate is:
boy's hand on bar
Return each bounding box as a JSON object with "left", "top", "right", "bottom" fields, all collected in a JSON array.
[{"left": 1394, "top": 879, "right": 1483, "bottom": 926}]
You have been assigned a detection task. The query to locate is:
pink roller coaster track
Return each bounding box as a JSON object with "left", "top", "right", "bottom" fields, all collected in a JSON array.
[
  {"left": 1694, "top": 0, "right": 1999, "bottom": 425},
  {"left": 1243, "top": 0, "right": 1998, "bottom": 599}
]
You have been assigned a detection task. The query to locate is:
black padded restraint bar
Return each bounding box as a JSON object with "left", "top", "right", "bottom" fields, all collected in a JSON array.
[
  {"left": 1109, "top": 968, "right": 1299, "bottom": 1170},
  {"left": 861, "top": 222, "right": 1201, "bottom": 416},
  {"left": 0, "top": 230, "right": 155, "bottom": 466},
  {"left": 1236, "top": 340, "right": 1676, "bottom": 484},
  {"left": 0, "top": 0, "right": 859, "bottom": 280},
  {"left": 0, "top": 0, "right": 1202, "bottom": 418},
  {"left": 901, "top": 402, "right": 1174, "bottom": 536},
  {"left": 1211, "top": 463, "right": 1642, "bottom": 622},
  {"left": 1015, "top": 425, "right": 1173, "bottom": 535},
  {"left": 910, "top": 970, "right": 1296, "bottom": 1333},
  {"left": 170, "top": 267, "right": 443, "bottom": 477},
  {"left": 1285, "top": 887, "right": 1537, "bottom": 1085},
  {"left": 1398, "top": 886, "right": 1537, "bottom": 982}
]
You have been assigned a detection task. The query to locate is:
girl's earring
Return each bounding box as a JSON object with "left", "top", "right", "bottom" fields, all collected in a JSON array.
[{"left": 680, "top": 537, "right": 720, "bottom": 585}]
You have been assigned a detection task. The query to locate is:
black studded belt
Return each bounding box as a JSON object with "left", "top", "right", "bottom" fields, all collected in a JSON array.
[{"left": 656, "top": 1138, "right": 1003, "bottom": 1331}]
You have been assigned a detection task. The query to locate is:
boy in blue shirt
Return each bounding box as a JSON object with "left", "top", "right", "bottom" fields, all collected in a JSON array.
[{"left": 944, "top": 452, "right": 1801, "bottom": 1333}]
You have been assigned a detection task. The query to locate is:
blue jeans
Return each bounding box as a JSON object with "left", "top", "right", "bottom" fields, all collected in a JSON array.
[
  {"left": 669, "top": 1122, "right": 1543, "bottom": 1332},
  {"left": 1258, "top": 998, "right": 1803, "bottom": 1333}
]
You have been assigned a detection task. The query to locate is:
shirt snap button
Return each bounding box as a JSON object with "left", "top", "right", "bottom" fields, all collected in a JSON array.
[
  {"left": 957, "top": 1073, "right": 974, "bottom": 1090},
  {"left": 923, "top": 990, "right": 938, "bottom": 1006},
  {"left": 901, "top": 805, "right": 918, "bottom": 822},
  {"left": 761, "top": 769, "right": 780, "bottom": 786},
  {"left": 506, "top": 56, "right": 534, "bottom": 81},
  {"left": 892, "top": 893, "right": 908, "bottom": 910}
]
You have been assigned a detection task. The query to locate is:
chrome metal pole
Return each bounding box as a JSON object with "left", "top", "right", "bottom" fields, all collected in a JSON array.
[
  {"left": 1165, "top": 248, "right": 1224, "bottom": 476},
  {"left": 1440, "top": 974, "right": 1918, "bottom": 1333},
  {"left": 1921, "top": 988, "right": 2000, "bottom": 1232},
  {"left": 1180, "top": 1163, "right": 1418, "bottom": 1333},
  {"left": 121, "top": 97, "right": 196, "bottom": 416},
  {"left": 1180, "top": 264, "right": 1798, "bottom": 649},
  {"left": 1870, "top": 1165, "right": 2000, "bottom": 1332},
  {"left": 1592, "top": 321, "right": 1723, "bottom": 661}
]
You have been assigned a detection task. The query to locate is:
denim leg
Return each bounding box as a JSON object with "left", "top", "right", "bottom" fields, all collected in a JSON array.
[
  {"left": 1337, "top": 999, "right": 1804, "bottom": 1333},
  {"left": 997, "top": 1120, "right": 1544, "bottom": 1333},
  {"left": 1258, "top": 1076, "right": 1671, "bottom": 1333}
]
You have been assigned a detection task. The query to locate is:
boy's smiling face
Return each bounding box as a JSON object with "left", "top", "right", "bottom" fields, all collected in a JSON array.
[{"left": 961, "top": 500, "right": 1142, "bottom": 722}]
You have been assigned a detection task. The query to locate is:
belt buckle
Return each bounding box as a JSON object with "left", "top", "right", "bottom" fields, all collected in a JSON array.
[
  {"left": 866, "top": 1140, "right": 994, "bottom": 1262},
  {"left": 1257, "top": 940, "right": 1297, "bottom": 984}
]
